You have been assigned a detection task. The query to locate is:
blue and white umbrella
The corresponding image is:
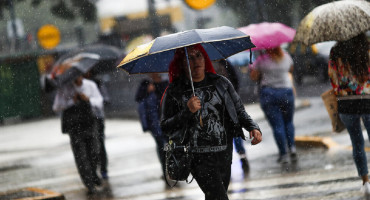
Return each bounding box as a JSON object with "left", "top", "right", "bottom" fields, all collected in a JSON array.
[{"left": 118, "top": 26, "right": 256, "bottom": 74}]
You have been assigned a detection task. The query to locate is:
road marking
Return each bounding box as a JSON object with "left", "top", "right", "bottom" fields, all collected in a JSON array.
[{"left": 0, "top": 187, "right": 64, "bottom": 200}]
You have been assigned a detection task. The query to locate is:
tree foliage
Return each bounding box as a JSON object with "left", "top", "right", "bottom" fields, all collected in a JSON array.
[{"left": 0, "top": 0, "right": 96, "bottom": 22}]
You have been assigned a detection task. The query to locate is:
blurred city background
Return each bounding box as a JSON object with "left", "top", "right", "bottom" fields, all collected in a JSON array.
[
  {"left": 1, "top": 1, "right": 370, "bottom": 199},
  {"left": 0, "top": 0, "right": 340, "bottom": 123}
]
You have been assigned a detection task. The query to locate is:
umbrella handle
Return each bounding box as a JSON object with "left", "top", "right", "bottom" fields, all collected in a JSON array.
[{"left": 249, "top": 49, "right": 253, "bottom": 65}]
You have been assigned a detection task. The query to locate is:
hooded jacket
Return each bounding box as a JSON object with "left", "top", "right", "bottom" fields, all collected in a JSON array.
[{"left": 160, "top": 73, "right": 261, "bottom": 144}]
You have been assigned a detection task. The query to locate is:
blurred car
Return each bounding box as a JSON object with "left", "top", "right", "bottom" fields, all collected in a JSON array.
[{"left": 289, "top": 41, "right": 336, "bottom": 85}]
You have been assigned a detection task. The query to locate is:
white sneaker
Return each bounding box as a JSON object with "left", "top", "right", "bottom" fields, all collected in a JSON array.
[{"left": 361, "top": 182, "right": 370, "bottom": 200}]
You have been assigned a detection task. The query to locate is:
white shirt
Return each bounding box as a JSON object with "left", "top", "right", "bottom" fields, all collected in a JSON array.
[
  {"left": 52, "top": 79, "right": 104, "bottom": 117},
  {"left": 253, "top": 52, "right": 293, "bottom": 88}
]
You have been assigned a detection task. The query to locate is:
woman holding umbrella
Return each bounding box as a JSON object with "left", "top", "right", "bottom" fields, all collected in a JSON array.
[
  {"left": 328, "top": 33, "right": 370, "bottom": 194},
  {"left": 160, "top": 44, "right": 262, "bottom": 199}
]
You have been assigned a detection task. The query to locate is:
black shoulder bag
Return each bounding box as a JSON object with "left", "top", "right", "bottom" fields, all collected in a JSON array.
[{"left": 164, "top": 136, "right": 194, "bottom": 187}]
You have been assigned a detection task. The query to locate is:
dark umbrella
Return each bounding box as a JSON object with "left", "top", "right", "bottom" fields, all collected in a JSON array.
[
  {"left": 117, "top": 26, "right": 255, "bottom": 94},
  {"left": 46, "top": 44, "right": 124, "bottom": 91}
]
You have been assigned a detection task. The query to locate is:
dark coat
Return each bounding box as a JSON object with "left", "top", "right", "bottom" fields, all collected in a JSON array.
[
  {"left": 135, "top": 79, "right": 168, "bottom": 104},
  {"left": 135, "top": 79, "right": 169, "bottom": 132},
  {"left": 160, "top": 73, "right": 260, "bottom": 144}
]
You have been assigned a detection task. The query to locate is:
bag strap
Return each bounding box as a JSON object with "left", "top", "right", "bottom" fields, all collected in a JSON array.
[
  {"left": 186, "top": 175, "right": 194, "bottom": 184},
  {"left": 164, "top": 173, "right": 193, "bottom": 188}
]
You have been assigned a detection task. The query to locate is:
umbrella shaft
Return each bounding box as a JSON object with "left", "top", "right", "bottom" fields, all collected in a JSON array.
[
  {"left": 184, "top": 47, "right": 195, "bottom": 96},
  {"left": 185, "top": 47, "right": 204, "bottom": 127}
]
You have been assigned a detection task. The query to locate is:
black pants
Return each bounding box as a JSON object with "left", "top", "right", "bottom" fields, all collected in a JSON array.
[
  {"left": 97, "top": 117, "right": 108, "bottom": 174},
  {"left": 191, "top": 152, "right": 231, "bottom": 200},
  {"left": 69, "top": 129, "right": 101, "bottom": 191}
]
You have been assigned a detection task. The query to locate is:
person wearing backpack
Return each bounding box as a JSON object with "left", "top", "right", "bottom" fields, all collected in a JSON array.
[{"left": 160, "top": 44, "right": 262, "bottom": 200}]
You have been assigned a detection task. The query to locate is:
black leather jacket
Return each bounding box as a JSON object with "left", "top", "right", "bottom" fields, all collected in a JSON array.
[{"left": 160, "top": 73, "right": 261, "bottom": 144}]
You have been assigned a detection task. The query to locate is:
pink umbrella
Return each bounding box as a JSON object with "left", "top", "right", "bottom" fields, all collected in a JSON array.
[{"left": 238, "top": 22, "right": 296, "bottom": 50}]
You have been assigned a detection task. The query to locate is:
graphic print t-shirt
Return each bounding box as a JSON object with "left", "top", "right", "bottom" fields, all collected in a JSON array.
[{"left": 181, "top": 77, "right": 227, "bottom": 148}]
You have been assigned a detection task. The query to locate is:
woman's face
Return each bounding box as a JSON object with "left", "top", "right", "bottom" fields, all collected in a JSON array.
[{"left": 184, "top": 47, "right": 205, "bottom": 82}]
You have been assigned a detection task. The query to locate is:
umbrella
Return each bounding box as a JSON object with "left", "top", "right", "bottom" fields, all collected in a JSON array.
[
  {"left": 238, "top": 22, "right": 296, "bottom": 50},
  {"left": 293, "top": 0, "right": 370, "bottom": 46},
  {"left": 47, "top": 44, "right": 124, "bottom": 90},
  {"left": 117, "top": 26, "right": 255, "bottom": 75},
  {"left": 118, "top": 26, "right": 254, "bottom": 126},
  {"left": 53, "top": 44, "right": 123, "bottom": 75}
]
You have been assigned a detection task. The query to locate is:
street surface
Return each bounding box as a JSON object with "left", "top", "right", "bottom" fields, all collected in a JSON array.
[{"left": 0, "top": 78, "right": 369, "bottom": 200}]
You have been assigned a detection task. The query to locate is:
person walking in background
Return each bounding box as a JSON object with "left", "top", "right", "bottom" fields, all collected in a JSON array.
[
  {"left": 328, "top": 33, "right": 370, "bottom": 196},
  {"left": 249, "top": 46, "right": 296, "bottom": 163},
  {"left": 213, "top": 59, "right": 250, "bottom": 174},
  {"left": 85, "top": 72, "right": 110, "bottom": 181},
  {"left": 135, "top": 73, "right": 169, "bottom": 183},
  {"left": 161, "top": 44, "right": 262, "bottom": 200},
  {"left": 53, "top": 76, "right": 104, "bottom": 194}
]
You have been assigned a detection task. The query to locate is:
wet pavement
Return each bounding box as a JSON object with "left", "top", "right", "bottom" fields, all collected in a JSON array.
[{"left": 1, "top": 95, "right": 369, "bottom": 199}]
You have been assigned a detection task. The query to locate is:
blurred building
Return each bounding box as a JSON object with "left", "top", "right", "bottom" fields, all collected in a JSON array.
[{"left": 97, "top": 0, "right": 184, "bottom": 52}]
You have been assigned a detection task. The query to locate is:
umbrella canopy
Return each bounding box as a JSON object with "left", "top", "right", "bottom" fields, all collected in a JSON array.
[
  {"left": 47, "top": 44, "right": 123, "bottom": 90},
  {"left": 238, "top": 22, "right": 296, "bottom": 50},
  {"left": 53, "top": 44, "right": 123, "bottom": 75},
  {"left": 293, "top": 0, "right": 370, "bottom": 46},
  {"left": 117, "top": 26, "right": 255, "bottom": 74}
]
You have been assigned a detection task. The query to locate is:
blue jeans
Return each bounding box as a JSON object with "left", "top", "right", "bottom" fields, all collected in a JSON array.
[
  {"left": 260, "top": 87, "right": 295, "bottom": 156},
  {"left": 339, "top": 113, "right": 370, "bottom": 177},
  {"left": 234, "top": 137, "right": 246, "bottom": 155}
]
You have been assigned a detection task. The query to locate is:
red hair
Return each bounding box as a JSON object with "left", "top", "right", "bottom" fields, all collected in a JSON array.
[
  {"left": 266, "top": 47, "right": 284, "bottom": 62},
  {"left": 168, "top": 44, "right": 215, "bottom": 83}
]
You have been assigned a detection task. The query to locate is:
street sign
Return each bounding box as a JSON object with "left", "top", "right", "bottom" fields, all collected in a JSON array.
[
  {"left": 184, "top": 0, "right": 216, "bottom": 10},
  {"left": 37, "top": 24, "right": 61, "bottom": 50}
]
